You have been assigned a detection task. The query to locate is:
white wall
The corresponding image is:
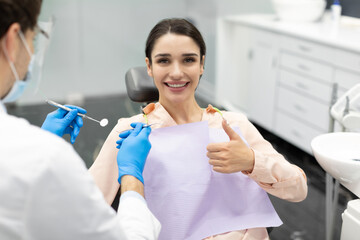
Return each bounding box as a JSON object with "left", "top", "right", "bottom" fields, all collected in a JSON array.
[{"left": 19, "top": 0, "right": 274, "bottom": 105}]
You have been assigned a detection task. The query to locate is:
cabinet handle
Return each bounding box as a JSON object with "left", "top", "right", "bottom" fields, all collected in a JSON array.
[
  {"left": 248, "top": 49, "right": 253, "bottom": 60},
  {"left": 298, "top": 64, "right": 310, "bottom": 72},
  {"left": 298, "top": 45, "right": 311, "bottom": 52},
  {"left": 296, "top": 82, "right": 309, "bottom": 90},
  {"left": 291, "top": 130, "right": 303, "bottom": 138},
  {"left": 294, "top": 104, "right": 306, "bottom": 112}
]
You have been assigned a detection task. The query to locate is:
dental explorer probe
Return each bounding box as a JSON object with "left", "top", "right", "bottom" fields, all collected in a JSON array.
[
  {"left": 45, "top": 99, "right": 109, "bottom": 127},
  {"left": 116, "top": 123, "right": 160, "bottom": 134}
]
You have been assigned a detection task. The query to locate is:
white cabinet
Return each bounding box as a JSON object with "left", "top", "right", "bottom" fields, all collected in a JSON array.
[
  {"left": 216, "top": 21, "right": 252, "bottom": 113},
  {"left": 274, "top": 37, "right": 336, "bottom": 152},
  {"left": 216, "top": 15, "right": 360, "bottom": 154},
  {"left": 279, "top": 52, "right": 333, "bottom": 84},
  {"left": 274, "top": 112, "right": 324, "bottom": 152},
  {"left": 248, "top": 29, "right": 279, "bottom": 130},
  {"left": 277, "top": 70, "right": 333, "bottom": 103},
  {"left": 279, "top": 34, "right": 336, "bottom": 63}
]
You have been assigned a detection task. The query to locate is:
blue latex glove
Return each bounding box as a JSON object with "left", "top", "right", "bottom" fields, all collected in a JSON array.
[
  {"left": 41, "top": 105, "right": 87, "bottom": 144},
  {"left": 116, "top": 129, "right": 134, "bottom": 149},
  {"left": 116, "top": 122, "right": 152, "bottom": 184}
]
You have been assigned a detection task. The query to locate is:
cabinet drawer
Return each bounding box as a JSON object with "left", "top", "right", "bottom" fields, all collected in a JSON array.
[
  {"left": 276, "top": 87, "right": 330, "bottom": 131},
  {"left": 279, "top": 70, "right": 332, "bottom": 103},
  {"left": 335, "top": 49, "right": 360, "bottom": 73},
  {"left": 280, "top": 35, "right": 335, "bottom": 63},
  {"left": 334, "top": 69, "right": 360, "bottom": 91},
  {"left": 280, "top": 53, "right": 333, "bottom": 83},
  {"left": 274, "top": 112, "right": 325, "bottom": 154}
]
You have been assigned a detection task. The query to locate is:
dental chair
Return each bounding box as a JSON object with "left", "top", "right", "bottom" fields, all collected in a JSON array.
[{"left": 125, "top": 66, "right": 159, "bottom": 104}]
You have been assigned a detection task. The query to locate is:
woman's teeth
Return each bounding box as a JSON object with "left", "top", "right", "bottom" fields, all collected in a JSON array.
[{"left": 167, "top": 83, "right": 187, "bottom": 88}]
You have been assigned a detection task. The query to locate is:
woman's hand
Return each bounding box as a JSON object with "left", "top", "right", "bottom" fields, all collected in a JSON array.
[{"left": 207, "top": 119, "right": 255, "bottom": 173}]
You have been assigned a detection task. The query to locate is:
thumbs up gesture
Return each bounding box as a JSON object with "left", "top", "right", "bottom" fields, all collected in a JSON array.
[{"left": 207, "top": 119, "right": 255, "bottom": 174}]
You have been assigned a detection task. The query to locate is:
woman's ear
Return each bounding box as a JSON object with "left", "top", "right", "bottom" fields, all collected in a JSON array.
[
  {"left": 200, "top": 55, "right": 205, "bottom": 75},
  {"left": 145, "top": 57, "right": 153, "bottom": 77}
]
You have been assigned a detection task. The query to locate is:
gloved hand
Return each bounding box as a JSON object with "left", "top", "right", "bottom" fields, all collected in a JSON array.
[
  {"left": 116, "top": 122, "right": 152, "bottom": 184},
  {"left": 41, "top": 105, "right": 87, "bottom": 144}
]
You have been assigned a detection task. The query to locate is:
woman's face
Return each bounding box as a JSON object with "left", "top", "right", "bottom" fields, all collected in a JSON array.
[{"left": 146, "top": 33, "right": 204, "bottom": 105}]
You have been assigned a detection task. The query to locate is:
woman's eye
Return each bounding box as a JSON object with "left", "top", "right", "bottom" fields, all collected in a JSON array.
[
  {"left": 184, "top": 57, "right": 195, "bottom": 63},
  {"left": 157, "top": 58, "right": 169, "bottom": 64}
]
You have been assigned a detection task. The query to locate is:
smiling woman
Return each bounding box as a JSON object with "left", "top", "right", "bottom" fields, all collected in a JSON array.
[
  {"left": 145, "top": 32, "right": 204, "bottom": 121},
  {"left": 144, "top": 18, "right": 206, "bottom": 123},
  {"left": 89, "top": 18, "right": 308, "bottom": 240}
]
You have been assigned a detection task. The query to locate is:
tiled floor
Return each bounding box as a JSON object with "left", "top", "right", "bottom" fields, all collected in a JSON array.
[{"left": 7, "top": 94, "right": 356, "bottom": 240}]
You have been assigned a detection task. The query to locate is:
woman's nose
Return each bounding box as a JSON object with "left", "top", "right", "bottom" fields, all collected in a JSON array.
[{"left": 169, "top": 62, "right": 183, "bottom": 79}]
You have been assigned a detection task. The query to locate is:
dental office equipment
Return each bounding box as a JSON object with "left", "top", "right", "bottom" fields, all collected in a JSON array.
[
  {"left": 331, "top": 83, "right": 360, "bottom": 130},
  {"left": 318, "top": 83, "right": 360, "bottom": 240},
  {"left": 140, "top": 123, "right": 159, "bottom": 128},
  {"left": 46, "top": 99, "right": 108, "bottom": 127},
  {"left": 312, "top": 132, "right": 360, "bottom": 240},
  {"left": 116, "top": 123, "right": 160, "bottom": 134}
]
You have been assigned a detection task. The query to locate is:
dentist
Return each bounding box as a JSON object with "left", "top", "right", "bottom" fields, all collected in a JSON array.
[{"left": 0, "top": 0, "right": 160, "bottom": 239}]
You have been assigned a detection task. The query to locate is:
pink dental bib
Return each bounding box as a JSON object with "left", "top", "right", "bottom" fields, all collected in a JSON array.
[{"left": 143, "top": 121, "right": 282, "bottom": 240}]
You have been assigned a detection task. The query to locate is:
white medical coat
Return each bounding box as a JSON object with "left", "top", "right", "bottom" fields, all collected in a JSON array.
[{"left": 0, "top": 102, "right": 160, "bottom": 240}]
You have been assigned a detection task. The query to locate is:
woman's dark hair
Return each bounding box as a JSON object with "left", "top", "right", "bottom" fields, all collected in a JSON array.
[
  {"left": 0, "top": 0, "right": 42, "bottom": 39},
  {"left": 145, "top": 18, "right": 206, "bottom": 65}
]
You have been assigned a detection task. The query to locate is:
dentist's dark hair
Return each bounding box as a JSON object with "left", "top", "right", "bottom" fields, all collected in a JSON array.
[
  {"left": 0, "top": 0, "right": 42, "bottom": 38},
  {"left": 145, "top": 18, "right": 206, "bottom": 65}
]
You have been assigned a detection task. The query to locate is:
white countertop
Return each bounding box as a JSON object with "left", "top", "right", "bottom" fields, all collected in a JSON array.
[{"left": 223, "top": 12, "right": 360, "bottom": 53}]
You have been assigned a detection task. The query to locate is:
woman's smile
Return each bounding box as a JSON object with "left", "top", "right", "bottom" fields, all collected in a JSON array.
[{"left": 164, "top": 81, "right": 190, "bottom": 92}]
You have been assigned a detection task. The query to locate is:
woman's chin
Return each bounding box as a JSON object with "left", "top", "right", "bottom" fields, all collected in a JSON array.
[{"left": 161, "top": 95, "right": 192, "bottom": 105}]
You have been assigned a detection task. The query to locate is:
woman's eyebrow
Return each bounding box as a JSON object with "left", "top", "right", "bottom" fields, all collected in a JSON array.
[
  {"left": 154, "top": 53, "right": 171, "bottom": 58},
  {"left": 182, "top": 53, "right": 199, "bottom": 57},
  {"left": 154, "top": 53, "right": 199, "bottom": 58}
]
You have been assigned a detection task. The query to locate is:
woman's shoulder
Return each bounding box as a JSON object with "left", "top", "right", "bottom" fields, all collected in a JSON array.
[
  {"left": 204, "top": 105, "right": 249, "bottom": 128},
  {"left": 223, "top": 111, "right": 250, "bottom": 128},
  {"left": 222, "top": 111, "right": 248, "bottom": 121},
  {"left": 205, "top": 104, "right": 246, "bottom": 118},
  {"left": 114, "top": 114, "right": 145, "bottom": 131}
]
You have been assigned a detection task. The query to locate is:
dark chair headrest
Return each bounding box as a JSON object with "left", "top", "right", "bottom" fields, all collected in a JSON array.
[{"left": 125, "top": 66, "right": 159, "bottom": 103}]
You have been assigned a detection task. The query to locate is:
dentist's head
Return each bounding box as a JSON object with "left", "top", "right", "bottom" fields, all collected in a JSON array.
[{"left": 0, "top": 0, "right": 42, "bottom": 102}]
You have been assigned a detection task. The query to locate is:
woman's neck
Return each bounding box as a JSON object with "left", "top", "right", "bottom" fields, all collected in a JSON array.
[{"left": 159, "top": 98, "right": 203, "bottom": 125}]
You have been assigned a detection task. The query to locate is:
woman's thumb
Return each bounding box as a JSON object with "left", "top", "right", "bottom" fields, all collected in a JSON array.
[{"left": 222, "top": 119, "right": 241, "bottom": 141}]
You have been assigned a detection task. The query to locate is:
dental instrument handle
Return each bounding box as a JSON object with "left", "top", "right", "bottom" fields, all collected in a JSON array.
[
  {"left": 116, "top": 123, "right": 160, "bottom": 134},
  {"left": 80, "top": 114, "right": 101, "bottom": 124},
  {"left": 46, "top": 99, "right": 72, "bottom": 111},
  {"left": 46, "top": 99, "right": 100, "bottom": 124}
]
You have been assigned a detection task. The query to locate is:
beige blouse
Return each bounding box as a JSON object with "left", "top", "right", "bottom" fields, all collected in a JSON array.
[{"left": 89, "top": 102, "right": 308, "bottom": 240}]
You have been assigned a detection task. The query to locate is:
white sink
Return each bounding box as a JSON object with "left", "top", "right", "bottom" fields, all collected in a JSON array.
[
  {"left": 311, "top": 132, "right": 360, "bottom": 197},
  {"left": 271, "top": 0, "right": 326, "bottom": 22}
]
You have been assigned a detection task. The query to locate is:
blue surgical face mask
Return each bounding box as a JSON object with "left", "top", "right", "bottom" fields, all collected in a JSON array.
[
  {"left": 2, "top": 31, "right": 34, "bottom": 103},
  {"left": 2, "top": 56, "right": 35, "bottom": 103},
  {"left": 2, "top": 78, "right": 28, "bottom": 103}
]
